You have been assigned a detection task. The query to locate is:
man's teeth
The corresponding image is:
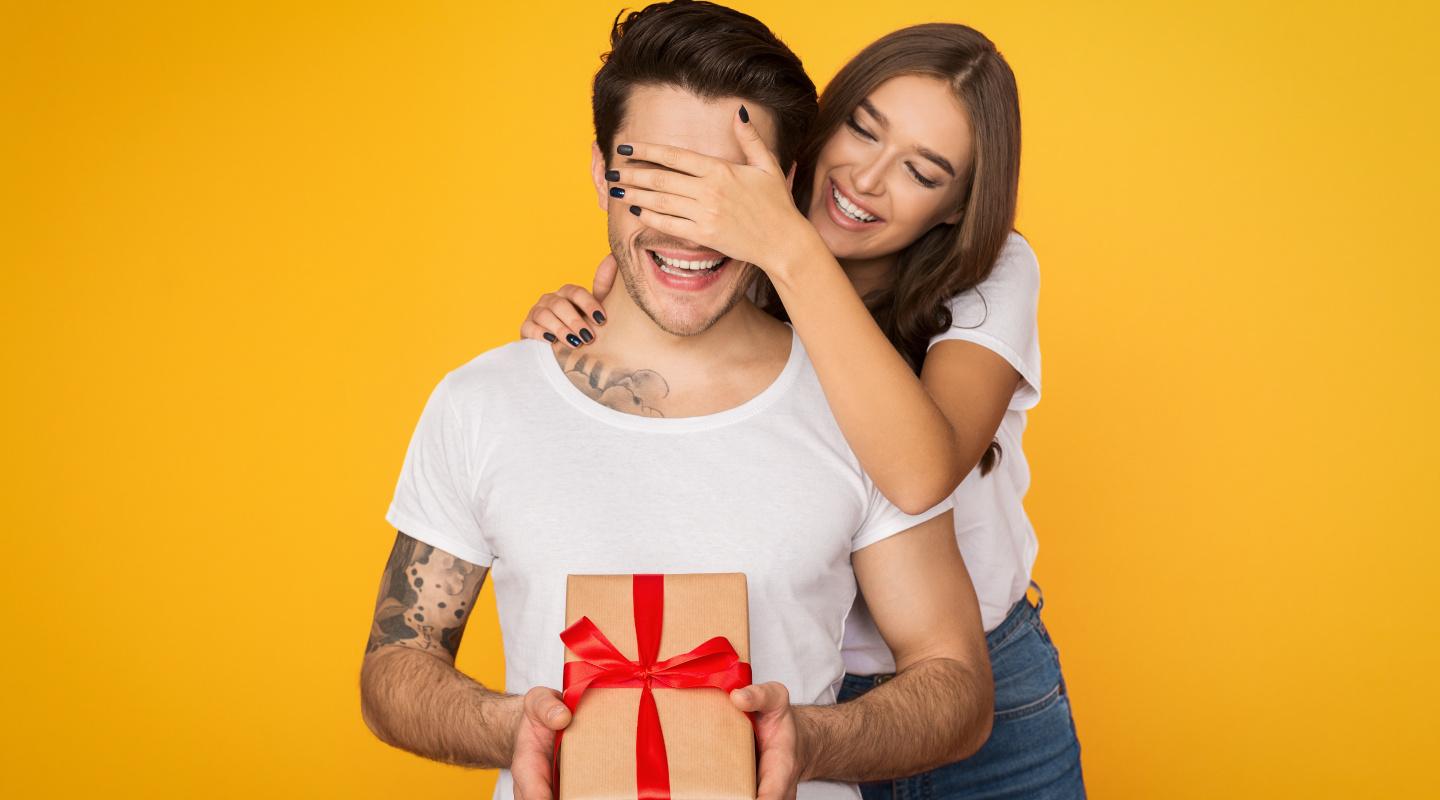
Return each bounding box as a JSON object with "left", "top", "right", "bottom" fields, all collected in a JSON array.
[
  {"left": 833, "top": 186, "right": 877, "bottom": 222},
  {"left": 653, "top": 252, "right": 726, "bottom": 276}
]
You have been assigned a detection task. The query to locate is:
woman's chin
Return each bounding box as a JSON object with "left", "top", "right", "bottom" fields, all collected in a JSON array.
[
  {"left": 806, "top": 208, "right": 878, "bottom": 259},
  {"left": 814, "top": 223, "right": 882, "bottom": 262}
]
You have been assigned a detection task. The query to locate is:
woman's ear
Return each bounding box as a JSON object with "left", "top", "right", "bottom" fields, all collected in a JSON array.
[
  {"left": 943, "top": 203, "right": 965, "bottom": 226},
  {"left": 590, "top": 142, "right": 609, "bottom": 212}
]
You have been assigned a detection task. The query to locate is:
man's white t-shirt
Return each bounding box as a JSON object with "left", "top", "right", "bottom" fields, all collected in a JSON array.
[
  {"left": 385, "top": 326, "right": 953, "bottom": 800},
  {"left": 843, "top": 232, "right": 1043, "bottom": 674}
]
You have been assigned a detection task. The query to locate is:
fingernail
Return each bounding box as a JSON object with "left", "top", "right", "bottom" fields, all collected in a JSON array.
[
  {"left": 548, "top": 706, "right": 565, "bottom": 721},
  {"left": 579, "top": 328, "right": 593, "bottom": 343},
  {"left": 543, "top": 332, "right": 558, "bottom": 343},
  {"left": 605, "top": 169, "right": 620, "bottom": 182},
  {"left": 739, "top": 104, "right": 749, "bottom": 123},
  {"left": 609, "top": 187, "right": 625, "bottom": 198},
  {"left": 592, "top": 310, "right": 606, "bottom": 325},
  {"left": 565, "top": 333, "right": 582, "bottom": 347},
  {"left": 629, "top": 205, "right": 641, "bottom": 216},
  {"left": 617, "top": 144, "right": 633, "bottom": 156}
]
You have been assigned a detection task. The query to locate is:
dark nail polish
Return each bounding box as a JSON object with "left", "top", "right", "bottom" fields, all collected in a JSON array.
[
  {"left": 565, "top": 333, "right": 582, "bottom": 347},
  {"left": 543, "top": 332, "right": 558, "bottom": 343},
  {"left": 579, "top": 328, "right": 593, "bottom": 343},
  {"left": 739, "top": 104, "right": 749, "bottom": 123},
  {"left": 609, "top": 187, "right": 625, "bottom": 198},
  {"left": 617, "top": 144, "right": 633, "bottom": 156},
  {"left": 629, "top": 205, "right": 641, "bottom": 216},
  {"left": 605, "top": 169, "right": 620, "bottom": 182},
  {"left": 592, "top": 310, "right": 606, "bottom": 325}
]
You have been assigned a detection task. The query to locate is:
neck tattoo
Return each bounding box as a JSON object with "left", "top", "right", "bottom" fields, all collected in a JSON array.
[{"left": 554, "top": 347, "right": 671, "bottom": 417}]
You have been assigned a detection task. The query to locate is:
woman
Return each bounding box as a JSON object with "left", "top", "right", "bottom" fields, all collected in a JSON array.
[{"left": 520, "top": 23, "right": 1085, "bottom": 800}]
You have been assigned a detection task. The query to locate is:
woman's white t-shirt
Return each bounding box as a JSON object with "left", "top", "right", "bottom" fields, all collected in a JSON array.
[{"left": 843, "top": 232, "right": 1043, "bottom": 674}]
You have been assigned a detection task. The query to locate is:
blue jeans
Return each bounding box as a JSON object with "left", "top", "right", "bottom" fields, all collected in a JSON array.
[{"left": 836, "top": 582, "right": 1086, "bottom": 799}]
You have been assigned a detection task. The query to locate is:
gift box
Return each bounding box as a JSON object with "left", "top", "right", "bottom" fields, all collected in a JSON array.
[{"left": 553, "top": 573, "right": 757, "bottom": 800}]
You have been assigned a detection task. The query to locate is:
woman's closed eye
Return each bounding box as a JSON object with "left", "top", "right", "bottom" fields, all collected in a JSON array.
[
  {"left": 845, "top": 114, "right": 875, "bottom": 141},
  {"left": 906, "top": 163, "right": 940, "bottom": 189}
]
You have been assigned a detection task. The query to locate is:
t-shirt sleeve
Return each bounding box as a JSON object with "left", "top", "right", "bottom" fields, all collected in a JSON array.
[
  {"left": 851, "top": 473, "right": 956, "bottom": 553},
  {"left": 384, "top": 374, "right": 496, "bottom": 567},
  {"left": 928, "top": 233, "right": 1042, "bottom": 411}
]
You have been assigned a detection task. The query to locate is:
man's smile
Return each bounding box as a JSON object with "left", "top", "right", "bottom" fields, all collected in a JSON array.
[{"left": 644, "top": 246, "right": 732, "bottom": 290}]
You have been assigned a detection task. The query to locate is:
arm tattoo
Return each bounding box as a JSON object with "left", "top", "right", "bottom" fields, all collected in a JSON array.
[
  {"left": 365, "top": 531, "right": 487, "bottom": 660},
  {"left": 553, "top": 347, "right": 670, "bottom": 417}
]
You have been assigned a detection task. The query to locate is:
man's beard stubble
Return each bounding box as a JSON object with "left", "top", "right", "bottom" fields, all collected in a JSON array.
[{"left": 609, "top": 228, "right": 753, "bottom": 337}]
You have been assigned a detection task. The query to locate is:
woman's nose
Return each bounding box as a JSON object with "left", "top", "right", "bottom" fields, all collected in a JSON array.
[{"left": 852, "top": 156, "right": 886, "bottom": 196}]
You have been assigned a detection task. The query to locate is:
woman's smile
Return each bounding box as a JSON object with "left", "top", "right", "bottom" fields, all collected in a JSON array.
[{"left": 824, "top": 178, "right": 886, "bottom": 233}]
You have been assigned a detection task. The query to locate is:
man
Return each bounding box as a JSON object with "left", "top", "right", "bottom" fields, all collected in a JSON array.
[{"left": 359, "top": 3, "right": 993, "bottom": 799}]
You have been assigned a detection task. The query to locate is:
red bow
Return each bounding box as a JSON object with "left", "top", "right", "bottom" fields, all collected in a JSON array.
[{"left": 551, "top": 574, "right": 754, "bottom": 800}]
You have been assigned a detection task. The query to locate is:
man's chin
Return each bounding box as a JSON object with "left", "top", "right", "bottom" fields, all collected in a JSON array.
[
  {"left": 618, "top": 251, "right": 752, "bottom": 337},
  {"left": 640, "top": 292, "right": 741, "bottom": 338}
]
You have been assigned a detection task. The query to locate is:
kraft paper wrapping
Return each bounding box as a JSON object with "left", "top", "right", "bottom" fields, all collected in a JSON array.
[{"left": 558, "top": 573, "right": 757, "bottom": 800}]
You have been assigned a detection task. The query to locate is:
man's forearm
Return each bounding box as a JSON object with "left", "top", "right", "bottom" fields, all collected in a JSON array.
[
  {"left": 796, "top": 656, "right": 993, "bottom": 783},
  {"left": 360, "top": 645, "right": 523, "bottom": 768}
]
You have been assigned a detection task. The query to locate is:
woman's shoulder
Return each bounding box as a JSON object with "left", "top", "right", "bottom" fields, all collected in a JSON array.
[
  {"left": 988, "top": 231, "right": 1040, "bottom": 287},
  {"left": 943, "top": 231, "right": 1040, "bottom": 321},
  {"left": 930, "top": 231, "right": 1043, "bottom": 408}
]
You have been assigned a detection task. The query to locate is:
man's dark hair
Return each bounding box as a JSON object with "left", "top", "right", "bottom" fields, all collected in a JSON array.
[{"left": 593, "top": 0, "right": 818, "bottom": 170}]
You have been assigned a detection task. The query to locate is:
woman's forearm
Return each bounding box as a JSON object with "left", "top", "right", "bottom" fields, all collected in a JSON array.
[{"left": 768, "top": 233, "right": 964, "bottom": 513}]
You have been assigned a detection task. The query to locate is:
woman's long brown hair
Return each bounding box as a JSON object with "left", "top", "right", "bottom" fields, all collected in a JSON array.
[{"left": 754, "top": 23, "right": 1022, "bottom": 477}]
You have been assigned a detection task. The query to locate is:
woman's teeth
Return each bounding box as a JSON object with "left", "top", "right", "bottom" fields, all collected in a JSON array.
[
  {"left": 833, "top": 186, "right": 877, "bottom": 222},
  {"left": 652, "top": 251, "right": 726, "bottom": 276}
]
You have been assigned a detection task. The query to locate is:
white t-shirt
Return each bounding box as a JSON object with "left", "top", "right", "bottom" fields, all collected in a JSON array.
[
  {"left": 385, "top": 326, "right": 953, "bottom": 800},
  {"left": 842, "top": 232, "right": 1043, "bottom": 674}
]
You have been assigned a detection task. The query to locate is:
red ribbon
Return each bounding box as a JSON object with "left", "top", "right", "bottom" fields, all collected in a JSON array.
[{"left": 551, "top": 574, "right": 754, "bottom": 800}]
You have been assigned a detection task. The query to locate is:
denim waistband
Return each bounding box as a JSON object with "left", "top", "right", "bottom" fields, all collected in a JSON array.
[{"left": 845, "top": 580, "right": 1043, "bottom": 688}]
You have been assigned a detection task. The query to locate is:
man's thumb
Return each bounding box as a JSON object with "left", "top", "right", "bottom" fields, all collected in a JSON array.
[{"left": 525, "top": 686, "right": 573, "bottom": 730}]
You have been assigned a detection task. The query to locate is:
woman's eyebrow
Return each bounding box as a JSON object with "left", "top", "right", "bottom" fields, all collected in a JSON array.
[
  {"left": 915, "top": 147, "right": 956, "bottom": 178},
  {"left": 858, "top": 98, "right": 888, "bottom": 127}
]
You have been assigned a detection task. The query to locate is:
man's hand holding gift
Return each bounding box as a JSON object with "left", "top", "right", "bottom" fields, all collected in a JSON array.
[
  {"left": 511, "top": 687, "right": 572, "bottom": 800},
  {"left": 731, "top": 681, "right": 807, "bottom": 800}
]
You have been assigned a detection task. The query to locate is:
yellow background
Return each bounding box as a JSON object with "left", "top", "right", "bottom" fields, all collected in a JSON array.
[{"left": 3, "top": 1, "right": 1437, "bottom": 797}]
